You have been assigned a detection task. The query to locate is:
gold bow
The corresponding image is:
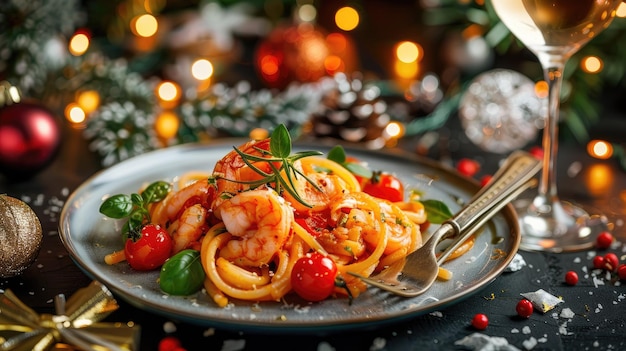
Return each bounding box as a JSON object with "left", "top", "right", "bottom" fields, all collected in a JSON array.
[{"left": 0, "top": 281, "right": 140, "bottom": 351}]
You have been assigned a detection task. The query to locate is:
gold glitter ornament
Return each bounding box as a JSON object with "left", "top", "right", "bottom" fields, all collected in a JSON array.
[{"left": 0, "top": 194, "right": 43, "bottom": 277}]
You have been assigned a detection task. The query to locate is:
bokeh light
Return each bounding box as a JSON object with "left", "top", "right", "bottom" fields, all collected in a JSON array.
[
  {"left": 191, "top": 59, "right": 214, "bottom": 81},
  {"left": 396, "top": 41, "right": 421, "bottom": 63},
  {"left": 132, "top": 14, "right": 158, "bottom": 37},
  {"left": 587, "top": 139, "right": 613, "bottom": 159},
  {"left": 76, "top": 90, "right": 100, "bottom": 114},
  {"left": 297, "top": 4, "right": 317, "bottom": 22},
  {"left": 69, "top": 32, "right": 90, "bottom": 56},
  {"left": 64, "top": 103, "right": 86, "bottom": 124},
  {"left": 156, "top": 81, "right": 181, "bottom": 108},
  {"left": 335, "top": 7, "right": 359, "bottom": 31},
  {"left": 535, "top": 81, "right": 549, "bottom": 99},
  {"left": 155, "top": 111, "right": 180, "bottom": 140},
  {"left": 581, "top": 56, "right": 603, "bottom": 74}
]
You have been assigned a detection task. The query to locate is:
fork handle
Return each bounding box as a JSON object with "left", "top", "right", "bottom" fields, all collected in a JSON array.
[{"left": 439, "top": 151, "right": 542, "bottom": 260}]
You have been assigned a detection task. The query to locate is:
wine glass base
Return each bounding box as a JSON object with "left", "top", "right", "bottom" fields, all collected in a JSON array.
[{"left": 514, "top": 198, "right": 609, "bottom": 253}]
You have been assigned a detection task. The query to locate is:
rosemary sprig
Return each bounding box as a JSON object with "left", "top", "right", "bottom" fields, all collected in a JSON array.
[{"left": 228, "top": 124, "right": 323, "bottom": 208}]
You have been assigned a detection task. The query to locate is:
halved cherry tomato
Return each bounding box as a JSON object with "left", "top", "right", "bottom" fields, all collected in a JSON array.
[
  {"left": 125, "top": 224, "right": 173, "bottom": 271},
  {"left": 295, "top": 212, "right": 329, "bottom": 237},
  {"left": 362, "top": 171, "right": 404, "bottom": 202},
  {"left": 291, "top": 252, "right": 338, "bottom": 301}
]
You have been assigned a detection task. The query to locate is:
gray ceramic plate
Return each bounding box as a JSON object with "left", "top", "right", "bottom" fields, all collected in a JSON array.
[{"left": 59, "top": 140, "right": 520, "bottom": 333}]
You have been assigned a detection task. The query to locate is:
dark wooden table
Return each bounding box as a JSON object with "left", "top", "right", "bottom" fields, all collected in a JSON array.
[{"left": 1, "top": 114, "right": 625, "bottom": 351}]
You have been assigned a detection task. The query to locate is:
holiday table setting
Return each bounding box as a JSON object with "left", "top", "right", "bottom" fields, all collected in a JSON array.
[{"left": 1, "top": 1, "right": 626, "bottom": 350}]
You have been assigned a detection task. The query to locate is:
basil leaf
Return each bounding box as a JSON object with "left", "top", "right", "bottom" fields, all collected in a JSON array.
[
  {"left": 347, "top": 163, "right": 373, "bottom": 179},
  {"left": 142, "top": 181, "right": 171, "bottom": 203},
  {"left": 130, "top": 193, "right": 144, "bottom": 207},
  {"left": 159, "top": 250, "right": 205, "bottom": 296},
  {"left": 270, "top": 124, "right": 292, "bottom": 158},
  {"left": 421, "top": 199, "right": 453, "bottom": 224},
  {"left": 99, "top": 194, "right": 133, "bottom": 218},
  {"left": 327, "top": 145, "right": 346, "bottom": 164}
]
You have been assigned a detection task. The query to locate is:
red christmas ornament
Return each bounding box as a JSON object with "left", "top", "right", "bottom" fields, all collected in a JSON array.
[
  {"left": 255, "top": 23, "right": 330, "bottom": 89},
  {"left": 0, "top": 101, "right": 61, "bottom": 178}
]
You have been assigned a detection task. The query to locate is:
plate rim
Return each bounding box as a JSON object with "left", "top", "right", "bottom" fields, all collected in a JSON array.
[{"left": 59, "top": 140, "right": 521, "bottom": 333}]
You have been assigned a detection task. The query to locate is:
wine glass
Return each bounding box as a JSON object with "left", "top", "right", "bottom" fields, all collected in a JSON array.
[{"left": 490, "top": 0, "right": 622, "bottom": 252}]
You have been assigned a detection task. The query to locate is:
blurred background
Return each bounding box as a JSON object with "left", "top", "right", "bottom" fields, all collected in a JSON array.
[{"left": 1, "top": 0, "right": 625, "bottom": 176}]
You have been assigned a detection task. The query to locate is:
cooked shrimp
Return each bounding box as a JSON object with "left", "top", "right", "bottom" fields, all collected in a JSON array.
[
  {"left": 282, "top": 171, "right": 349, "bottom": 214},
  {"left": 216, "top": 188, "right": 293, "bottom": 267},
  {"left": 170, "top": 203, "right": 209, "bottom": 253},
  {"left": 150, "top": 178, "right": 215, "bottom": 228},
  {"left": 211, "top": 139, "right": 275, "bottom": 209}
]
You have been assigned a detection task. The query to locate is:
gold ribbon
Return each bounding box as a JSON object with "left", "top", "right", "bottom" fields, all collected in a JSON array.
[{"left": 0, "top": 281, "right": 140, "bottom": 351}]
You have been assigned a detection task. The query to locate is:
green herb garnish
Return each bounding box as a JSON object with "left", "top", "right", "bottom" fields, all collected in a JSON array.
[
  {"left": 421, "top": 199, "right": 453, "bottom": 224},
  {"left": 327, "top": 145, "right": 373, "bottom": 179},
  {"left": 99, "top": 180, "right": 171, "bottom": 239},
  {"left": 228, "top": 124, "right": 323, "bottom": 208}
]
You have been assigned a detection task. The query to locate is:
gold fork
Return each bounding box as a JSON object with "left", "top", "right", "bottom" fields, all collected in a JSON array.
[{"left": 348, "top": 151, "right": 541, "bottom": 297}]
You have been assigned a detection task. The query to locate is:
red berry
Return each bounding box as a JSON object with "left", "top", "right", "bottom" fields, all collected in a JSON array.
[
  {"left": 457, "top": 158, "right": 480, "bottom": 177},
  {"left": 596, "top": 231, "right": 614, "bottom": 249},
  {"left": 516, "top": 299, "right": 534, "bottom": 318},
  {"left": 618, "top": 264, "right": 626, "bottom": 281},
  {"left": 159, "top": 336, "right": 182, "bottom": 351},
  {"left": 471, "top": 313, "right": 489, "bottom": 330},
  {"left": 529, "top": 146, "right": 544, "bottom": 160},
  {"left": 565, "top": 271, "right": 579, "bottom": 285},
  {"left": 480, "top": 175, "right": 492, "bottom": 187},
  {"left": 592, "top": 255, "right": 605, "bottom": 270},
  {"left": 603, "top": 253, "right": 619, "bottom": 271}
]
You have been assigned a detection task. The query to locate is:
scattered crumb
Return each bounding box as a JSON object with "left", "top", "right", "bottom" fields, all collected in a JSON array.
[
  {"left": 317, "top": 341, "right": 335, "bottom": 351},
  {"left": 369, "top": 337, "right": 386, "bottom": 351},
  {"left": 522, "top": 336, "right": 537, "bottom": 350},
  {"left": 454, "top": 333, "right": 520, "bottom": 351},
  {"left": 163, "top": 321, "right": 177, "bottom": 333}
]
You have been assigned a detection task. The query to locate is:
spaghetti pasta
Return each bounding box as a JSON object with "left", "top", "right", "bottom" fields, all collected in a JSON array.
[{"left": 111, "top": 136, "right": 477, "bottom": 305}]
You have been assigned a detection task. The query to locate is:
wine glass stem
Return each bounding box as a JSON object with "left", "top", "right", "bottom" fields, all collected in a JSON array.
[{"left": 538, "top": 56, "right": 567, "bottom": 204}]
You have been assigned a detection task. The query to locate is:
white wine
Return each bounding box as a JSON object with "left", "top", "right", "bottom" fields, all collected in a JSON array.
[{"left": 492, "top": 0, "right": 621, "bottom": 56}]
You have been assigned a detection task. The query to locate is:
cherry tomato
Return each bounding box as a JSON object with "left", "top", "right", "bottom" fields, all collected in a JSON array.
[
  {"left": 596, "top": 231, "right": 614, "bottom": 249},
  {"left": 295, "top": 212, "right": 329, "bottom": 237},
  {"left": 516, "top": 299, "right": 534, "bottom": 318},
  {"left": 362, "top": 171, "right": 404, "bottom": 202},
  {"left": 125, "top": 224, "right": 173, "bottom": 271},
  {"left": 291, "top": 252, "right": 338, "bottom": 302},
  {"left": 471, "top": 313, "right": 489, "bottom": 330},
  {"left": 564, "top": 271, "right": 579, "bottom": 285},
  {"left": 456, "top": 158, "right": 480, "bottom": 177}
]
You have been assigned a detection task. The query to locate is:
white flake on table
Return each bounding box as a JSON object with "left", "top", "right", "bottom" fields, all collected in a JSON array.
[
  {"left": 520, "top": 289, "right": 563, "bottom": 313},
  {"left": 522, "top": 336, "right": 537, "bottom": 350},
  {"left": 454, "top": 333, "right": 521, "bottom": 351},
  {"left": 317, "top": 341, "right": 335, "bottom": 351},
  {"left": 559, "top": 308, "right": 575, "bottom": 319},
  {"left": 369, "top": 337, "right": 386, "bottom": 351},
  {"left": 505, "top": 253, "right": 526, "bottom": 272}
]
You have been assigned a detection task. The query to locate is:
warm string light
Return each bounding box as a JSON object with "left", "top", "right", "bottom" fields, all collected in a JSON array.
[
  {"left": 587, "top": 139, "right": 613, "bottom": 159},
  {"left": 394, "top": 41, "right": 422, "bottom": 84},
  {"left": 69, "top": 31, "right": 90, "bottom": 56},
  {"left": 335, "top": 7, "right": 359, "bottom": 31},
  {"left": 156, "top": 81, "right": 182, "bottom": 109},
  {"left": 155, "top": 110, "right": 180, "bottom": 140},
  {"left": 581, "top": 56, "right": 603, "bottom": 74},
  {"left": 131, "top": 14, "right": 158, "bottom": 37}
]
